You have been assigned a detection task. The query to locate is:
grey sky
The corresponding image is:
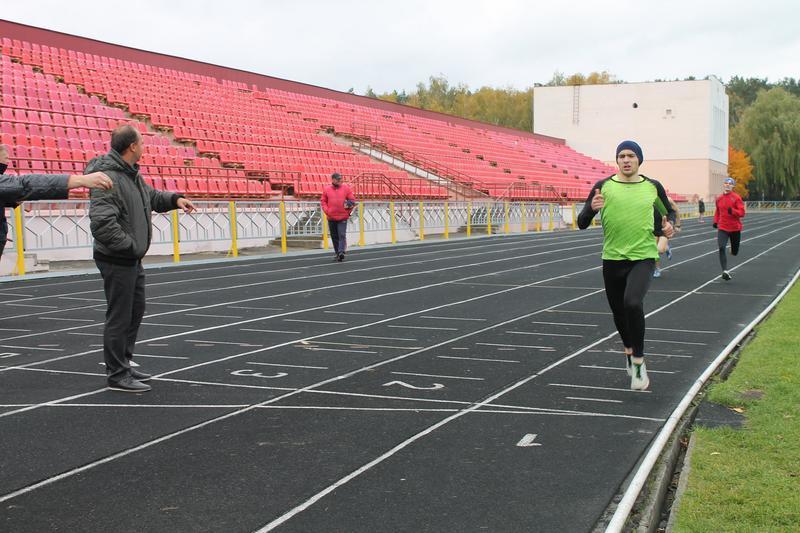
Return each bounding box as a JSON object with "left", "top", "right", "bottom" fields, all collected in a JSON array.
[{"left": 2, "top": 0, "right": 798, "bottom": 94}]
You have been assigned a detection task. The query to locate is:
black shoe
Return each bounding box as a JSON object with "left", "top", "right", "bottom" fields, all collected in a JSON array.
[
  {"left": 722, "top": 270, "right": 732, "bottom": 281},
  {"left": 130, "top": 368, "right": 152, "bottom": 382},
  {"left": 108, "top": 376, "right": 151, "bottom": 393},
  {"left": 337, "top": 252, "right": 345, "bottom": 262}
]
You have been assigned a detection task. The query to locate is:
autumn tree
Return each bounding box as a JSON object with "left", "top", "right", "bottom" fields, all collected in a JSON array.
[
  {"left": 731, "top": 88, "right": 800, "bottom": 200},
  {"left": 727, "top": 146, "right": 754, "bottom": 198}
]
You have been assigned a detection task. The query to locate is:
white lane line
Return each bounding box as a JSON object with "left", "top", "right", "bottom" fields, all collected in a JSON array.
[
  {"left": 310, "top": 341, "right": 423, "bottom": 350},
  {"left": 154, "top": 377, "right": 294, "bottom": 391},
  {"left": 588, "top": 349, "right": 693, "bottom": 359},
  {"left": 388, "top": 325, "right": 458, "bottom": 331},
  {"left": 248, "top": 362, "right": 328, "bottom": 370},
  {"left": 419, "top": 316, "right": 487, "bottom": 321},
  {"left": 68, "top": 332, "right": 103, "bottom": 337},
  {"left": 477, "top": 342, "right": 552, "bottom": 349},
  {"left": 284, "top": 319, "right": 348, "bottom": 325},
  {"left": 695, "top": 291, "right": 773, "bottom": 297},
  {"left": 647, "top": 327, "right": 718, "bottom": 334},
  {"left": 347, "top": 335, "right": 417, "bottom": 342},
  {"left": 580, "top": 365, "right": 677, "bottom": 374},
  {"left": 529, "top": 321, "right": 598, "bottom": 327},
  {"left": 546, "top": 310, "right": 613, "bottom": 315},
  {"left": 186, "top": 313, "right": 243, "bottom": 319},
  {"left": 257, "top": 405, "right": 462, "bottom": 413},
  {"left": 0, "top": 292, "right": 33, "bottom": 297},
  {"left": 6, "top": 303, "right": 58, "bottom": 309},
  {"left": 390, "top": 371, "right": 484, "bottom": 381},
  {"left": 185, "top": 339, "right": 262, "bottom": 347},
  {"left": 450, "top": 347, "right": 469, "bottom": 350},
  {"left": 146, "top": 343, "right": 169, "bottom": 347},
  {"left": 56, "top": 403, "right": 250, "bottom": 409},
  {"left": 135, "top": 354, "right": 189, "bottom": 360},
  {"left": 505, "top": 331, "right": 583, "bottom": 337},
  {"left": 305, "top": 347, "right": 377, "bottom": 354},
  {"left": 146, "top": 302, "right": 197, "bottom": 307},
  {"left": 647, "top": 339, "right": 707, "bottom": 346},
  {"left": 241, "top": 328, "right": 301, "bottom": 334},
  {"left": 229, "top": 306, "right": 284, "bottom": 311},
  {"left": 140, "top": 323, "right": 195, "bottom": 328},
  {"left": 549, "top": 383, "right": 652, "bottom": 394},
  {"left": 58, "top": 297, "right": 106, "bottom": 302},
  {"left": 17, "top": 367, "right": 104, "bottom": 377},
  {"left": 437, "top": 355, "right": 520, "bottom": 363},
  {"left": 323, "top": 310, "right": 385, "bottom": 316},
  {"left": 0, "top": 344, "right": 63, "bottom": 352},
  {"left": 451, "top": 281, "right": 523, "bottom": 287},
  {"left": 38, "top": 317, "right": 94, "bottom": 322},
  {"left": 566, "top": 397, "right": 623, "bottom": 404},
  {"left": 0, "top": 328, "right": 31, "bottom": 332}
]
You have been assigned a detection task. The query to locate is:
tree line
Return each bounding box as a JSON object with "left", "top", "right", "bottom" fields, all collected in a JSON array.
[{"left": 361, "top": 73, "right": 800, "bottom": 200}]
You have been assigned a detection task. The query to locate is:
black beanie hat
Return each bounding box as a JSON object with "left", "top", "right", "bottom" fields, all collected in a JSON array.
[{"left": 616, "top": 140, "right": 643, "bottom": 164}]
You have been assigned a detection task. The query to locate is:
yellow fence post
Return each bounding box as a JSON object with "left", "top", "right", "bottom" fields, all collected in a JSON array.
[
  {"left": 389, "top": 201, "right": 396, "bottom": 244},
  {"left": 548, "top": 203, "right": 555, "bottom": 231},
  {"left": 504, "top": 201, "right": 510, "bottom": 234},
  {"left": 171, "top": 209, "right": 180, "bottom": 263},
  {"left": 521, "top": 201, "right": 527, "bottom": 232},
  {"left": 487, "top": 204, "right": 492, "bottom": 235},
  {"left": 228, "top": 201, "right": 239, "bottom": 258},
  {"left": 13, "top": 206, "right": 25, "bottom": 275},
  {"left": 467, "top": 201, "right": 472, "bottom": 237},
  {"left": 419, "top": 201, "right": 425, "bottom": 241},
  {"left": 444, "top": 201, "right": 449, "bottom": 239},
  {"left": 322, "top": 211, "right": 329, "bottom": 249},
  {"left": 358, "top": 201, "right": 365, "bottom": 246},
  {"left": 571, "top": 203, "right": 577, "bottom": 230},
  {"left": 535, "top": 203, "right": 542, "bottom": 232},
  {"left": 280, "top": 200, "right": 287, "bottom": 254}
]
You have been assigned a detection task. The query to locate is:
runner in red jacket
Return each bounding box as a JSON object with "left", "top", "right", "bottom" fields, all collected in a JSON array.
[
  {"left": 321, "top": 173, "right": 356, "bottom": 262},
  {"left": 713, "top": 177, "right": 746, "bottom": 280}
]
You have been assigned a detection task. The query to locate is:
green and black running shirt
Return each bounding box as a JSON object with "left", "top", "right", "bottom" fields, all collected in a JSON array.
[{"left": 577, "top": 174, "right": 676, "bottom": 261}]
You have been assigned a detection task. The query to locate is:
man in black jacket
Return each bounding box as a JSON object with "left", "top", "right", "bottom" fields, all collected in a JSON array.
[
  {"left": 0, "top": 144, "right": 113, "bottom": 259},
  {"left": 89, "top": 125, "right": 195, "bottom": 392}
]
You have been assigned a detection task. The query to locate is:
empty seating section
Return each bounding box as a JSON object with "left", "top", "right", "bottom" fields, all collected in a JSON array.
[{"left": 1, "top": 36, "right": 626, "bottom": 201}]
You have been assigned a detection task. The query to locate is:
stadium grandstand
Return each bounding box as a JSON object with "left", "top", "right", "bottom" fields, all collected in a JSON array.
[{"left": 0, "top": 22, "right": 620, "bottom": 204}]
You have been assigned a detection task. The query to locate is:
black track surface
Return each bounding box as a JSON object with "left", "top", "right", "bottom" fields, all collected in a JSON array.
[{"left": 1, "top": 213, "right": 798, "bottom": 532}]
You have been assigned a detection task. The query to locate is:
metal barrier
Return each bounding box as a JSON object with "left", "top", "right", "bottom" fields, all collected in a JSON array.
[{"left": 5, "top": 199, "right": 582, "bottom": 276}]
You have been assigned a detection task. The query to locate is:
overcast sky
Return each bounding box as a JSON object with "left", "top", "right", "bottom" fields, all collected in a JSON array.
[{"left": 2, "top": 1, "right": 798, "bottom": 94}]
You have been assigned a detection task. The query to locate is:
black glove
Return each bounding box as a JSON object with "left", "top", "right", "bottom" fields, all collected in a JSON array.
[
  {"left": 712, "top": 223, "right": 718, "bottom": 229},
  {"left": 728, "top": 207, "right": 733, "bottom": 215}
]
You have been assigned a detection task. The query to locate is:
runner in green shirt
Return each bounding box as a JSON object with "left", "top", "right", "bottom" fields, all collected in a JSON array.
[{"left": 578, "top": 140, "right": 676, "bottom": 390}]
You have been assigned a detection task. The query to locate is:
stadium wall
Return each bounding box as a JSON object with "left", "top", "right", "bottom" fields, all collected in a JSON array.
[
  {"left": 532, "top": 79, "right": 729, "bottom": 201},
  {"left": 0, "top": 19, "right": 563, "bottom": 144}
]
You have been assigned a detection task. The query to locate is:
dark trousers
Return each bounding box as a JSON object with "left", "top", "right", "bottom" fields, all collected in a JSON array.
[
  {"left": 717, "top": 230, "right": 741, "bottom": 270},
  {"left": 328, "top": 219, "right": 348, "bottom": 255},
  {"left": 95, "top": 259, "right": 146, "bottom": 383},
  {"left": 602, "top": 259, "right": 655, "bottom": 358}
]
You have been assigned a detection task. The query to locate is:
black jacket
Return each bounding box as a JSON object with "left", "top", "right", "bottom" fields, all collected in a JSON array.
[
  {"left": 0, "top": 170, "right": 70, "bottom": 240},
  {"left": 87, "top": 150, "right": 180, "bottom": 265}
]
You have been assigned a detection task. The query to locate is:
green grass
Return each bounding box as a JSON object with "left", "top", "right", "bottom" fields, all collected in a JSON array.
[{"left": 672, "top": 280, "right": 800, "bottom": 532}]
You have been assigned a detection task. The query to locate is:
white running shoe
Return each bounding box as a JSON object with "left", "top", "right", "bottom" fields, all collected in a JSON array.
[
  {"left": 630, "top": 357, "right": 650, "bottom": 391},
  {"left": 625, "top": 352, "right": 633, "bottom": 376},
  {"left": 722, "top": 270, "right": 732, "bottom": 281}
]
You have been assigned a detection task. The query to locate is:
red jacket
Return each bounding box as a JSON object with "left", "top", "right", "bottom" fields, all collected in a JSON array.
[
  {"left": 321, "top": 183, "right": 355, "bottom": 221},
  {"left": 714, "top": 191, "right": 745, "bottom": 232}
]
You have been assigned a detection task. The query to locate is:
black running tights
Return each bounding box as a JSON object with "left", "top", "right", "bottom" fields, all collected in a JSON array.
[
  {"left": 717, "top": 230, "right": 741, "bottom": 271},
  {"left": 602, "top": 259, "right": 655, "bottom": 358}
]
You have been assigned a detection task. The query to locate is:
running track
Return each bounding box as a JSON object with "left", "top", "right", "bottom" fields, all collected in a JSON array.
[{"left": 1, "top": 213, "right": 798, "bottom": 532}]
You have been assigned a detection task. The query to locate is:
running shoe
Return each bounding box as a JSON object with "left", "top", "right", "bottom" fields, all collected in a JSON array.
[
  {"left": 666, "top": 245, "right": 672, "bottom": 260},
  {"left": 630, "top": 357, "right": 649, "bottom": 390},
  {"left": 722, "top": 270, "right": 732, "bottom": 281},
  {"left": 625, "top": 352, "right": 633, "bottom": 376},
  {"left": 653, "top": 268, "right": 661, "bottom": 278}
]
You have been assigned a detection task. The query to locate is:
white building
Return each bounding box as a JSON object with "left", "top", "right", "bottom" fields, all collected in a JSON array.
[{"left": 533, "top": 78, "right": 728, "bottom": 201}]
